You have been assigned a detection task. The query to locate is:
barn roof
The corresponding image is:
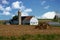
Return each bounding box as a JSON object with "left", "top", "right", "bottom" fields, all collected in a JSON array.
[{"left": 21, "top": 16, "right": 33, "bottom": 21}]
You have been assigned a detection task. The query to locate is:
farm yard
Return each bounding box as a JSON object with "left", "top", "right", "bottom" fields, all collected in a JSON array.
[
  {"left": 0, "top": 13, "right": 60, "bottom": 40},
  {"left": 0, "top": 25, "right": 60, "bottom": 40},
  {"left": 0, "top": 16, "right": 60, "bottom": 40}
]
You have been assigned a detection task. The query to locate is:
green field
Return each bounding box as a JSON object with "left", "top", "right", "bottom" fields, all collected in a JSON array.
[{"left": 0, "top": 34, "right": 60, "bottom": 40}]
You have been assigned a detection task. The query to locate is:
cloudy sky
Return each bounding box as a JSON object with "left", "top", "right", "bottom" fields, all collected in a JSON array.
[{"left": 0, "top": 0, "right": 60, "bottom": 20}]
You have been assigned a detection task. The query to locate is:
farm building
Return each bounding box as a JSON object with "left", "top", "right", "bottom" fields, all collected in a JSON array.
[
  {"left": 18, "top": 10, "right": 38, "bottom": 25},
  {"left": 5, "top": 10, "right": 38, "bottom": 25},
  {"left": 4, "top": 10, "right": 60, "bottom": 26},
  {"left": 46, "top": 13, "right": 60, "bottom": 26},
  {"left": 21, "top": 16, "right": 38, "bottom": 25}
]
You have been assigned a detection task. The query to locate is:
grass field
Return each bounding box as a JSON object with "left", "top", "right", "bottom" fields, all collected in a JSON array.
[
  {"left": 0, "top": 34, "right": 60, "bottom": 40},
  {"left": 0, "top": 25, "right": 60, "bottom": 40}
]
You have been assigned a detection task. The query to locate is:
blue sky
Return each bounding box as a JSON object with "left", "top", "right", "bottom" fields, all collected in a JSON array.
[{"left": 0, "top": 0, "right": 60, "bottom": 20}]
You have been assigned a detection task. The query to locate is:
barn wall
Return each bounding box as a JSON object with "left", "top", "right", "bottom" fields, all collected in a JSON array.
[
  {"left": 30, "top": 17, "right": 38, "bottom": 25},
  {"left": 22, "top": 19, "right": 30, "bottom": 25}
]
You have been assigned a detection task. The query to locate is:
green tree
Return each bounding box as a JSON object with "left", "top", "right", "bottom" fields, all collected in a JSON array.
[
  {"left": 53, "top": 15, "right": 58, "bottom": 22},
  {"left": 12, "top": 15, "right": 18, "bottom": 20}
]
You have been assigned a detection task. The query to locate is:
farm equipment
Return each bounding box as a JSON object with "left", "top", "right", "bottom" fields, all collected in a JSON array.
[{"left": 35, "top": 22, "right": 50, "bottom": 29}]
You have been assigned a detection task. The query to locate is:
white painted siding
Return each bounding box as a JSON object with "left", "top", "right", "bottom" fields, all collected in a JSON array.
[{"left": 30, "top": 17, "right": 38, "bottom": 25}]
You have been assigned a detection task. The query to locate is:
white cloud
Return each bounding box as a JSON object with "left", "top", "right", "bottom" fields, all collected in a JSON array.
[
  {"left": 24, "top": 8, "right": 32, "bottom": 13},
  {"left": 0, "top": 4, "right": 11, "bottom": 16},
  {"left": 21, "top": 8, "right": 32, "bottom": 16},
  {"left": 44, "top": 5, "right": 50, "bottom": 9},
  {"left": 41, "top": 11, "right": 56, "bottom": 19},
  {"left": 3, "top": 11, "right": 10, "bottom": 15},
  {"left": 0, "top": 5, "right": 11, "bottom": 11},
  {"left": 21, "top": 12, "right": 29, "bottom": 16},
  {"left": 0, "top": 1, "right": 32, "bottom": 17},
  {"left": 11, "top": 15, "right": 15, "bottom": 17},
  {"left": 12, "top": 1, "right": 22, "bottom": 9},
  {"left": 0, "top": 6, "right": 12, "bottom": 16},
  {"left": 2, "top": 0, "right": 9, "bottom": 4},
  {"left": 20, "top": 5, "right": 25, "bottom": 11},
  {"left": 12, "top": 1, "right": 26, "bottom": 11},
  {"left": 5, "top": 6, "right": 11, "bottom": 11},
  {"left": 12, "top": 1, "right": 32, "bottom": 16},
  {"left": 0, "top": 4, "right": 4, "bottom": 11},
  {"left": 41, "top": 1, "right": 46, "bottom": 5}
]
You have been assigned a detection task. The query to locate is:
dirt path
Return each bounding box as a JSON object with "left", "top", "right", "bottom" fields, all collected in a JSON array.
[{"left": 0, "top": 25, "right": 60, "bottom": 36}]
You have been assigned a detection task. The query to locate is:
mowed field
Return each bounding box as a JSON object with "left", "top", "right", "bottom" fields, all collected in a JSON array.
[{"left": 0, "top": 25, "right": 60, "bottom": 36}]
